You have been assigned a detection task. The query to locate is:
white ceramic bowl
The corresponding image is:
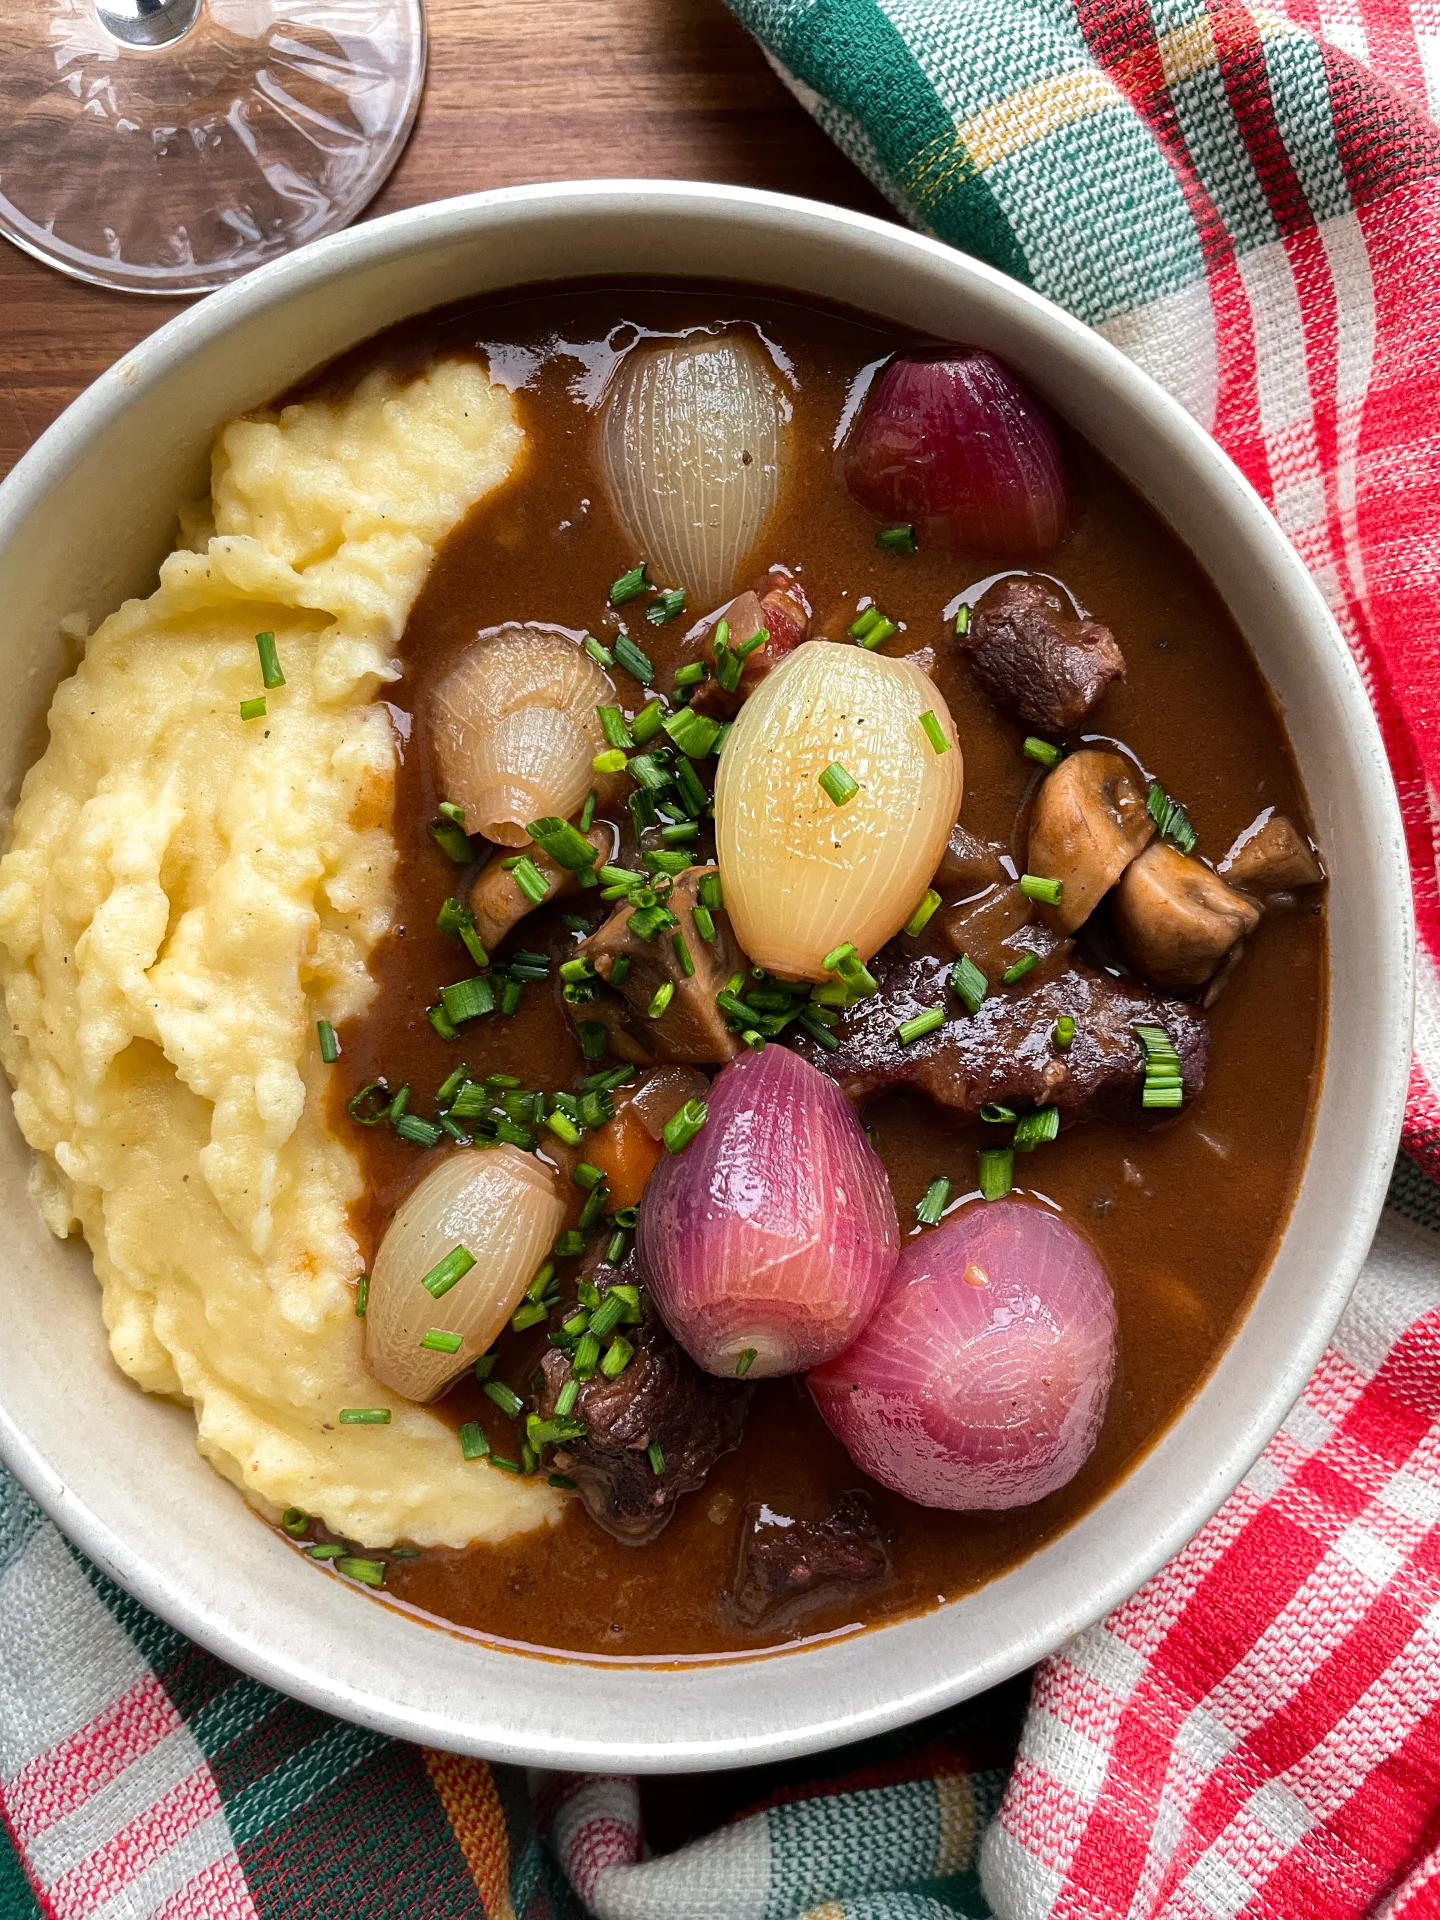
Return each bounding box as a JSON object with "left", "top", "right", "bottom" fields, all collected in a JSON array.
[{"left": 0, "top": 182, "right": 1412, "bottom": 1771}]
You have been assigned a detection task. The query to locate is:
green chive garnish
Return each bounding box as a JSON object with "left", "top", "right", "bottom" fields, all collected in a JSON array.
[
  {"left": 648, "top": 1442, "right": 666, "bottom": 1476},
  {"left": 896, "top": 1007, "right": 945, "bottom": 1046},
  {"left": 1024, "top": 737, "right": 1062, "bottom": 768},
  {"left": 647, "top": 981, "right": 675, "bottom": 1020},
  {"left": 549, "top": 1473, "right": 577, "bottom": 1490},
  {"left": 316, "top": 1019, "right": 339, "bottom": 1063},
  {"left": 572, "top": 1331, "right": 601, "bottom": 1379},
  {"left": 674, "top": 660, "right": 707, "bottom": 688},
  {"left": 663, "top": 1098, "right": 708, "bottom": 1154},
  {"left": 919, "top": 710, "right": 950, "bottom": 755},
  {"left": 339, "top": 1408, "right": 391, "bottom": 1425},
  {"left": 429, "top": 803, "right": 474, "bottom": 864},
  {"left": 1054, "top": 1014, "right": 1076, "bottom": 1050},
  {"left": 1135, "top": 1022, "right": 1184, "bottom": 1108},
  {"left": 614, "top": 634, "right": 655, "bottom": 684},
  {"left": 354, "top": 1274, "right": 368, "bottom": 1317},
  {"left": 978, "top": 1148, "right": 1013, "bottom": 1202},
  {"left": 693, "top": 905, "right": 717, "bottom": 942},
  {"left": 308, "top": 1543, "right": 345, "bottom": 1560},
  {"left": 916, "top": 1176, "right": 951, "bottom": 1226},
  {"left": 427, "top": 1003, "right": 458, "bottom": 1042},
  {"left": 420, "top": 1328, "right": 463, "bottom": 1353},
  {"left": 437, "top": 897, "right": 489, "bottom": 967},
  {"left": 647, "top": 588, "right": 686, "bottom": 626},
  {"left": 502, "top": 855, "right": 550, "bottom": 906},
  {"left": 662, "top": 706, "right": 722, "bottom": 758},
  {"left": 904, "top": 890, "right": 942, "bottom": 938},
  {"left": 336, "top": 1557, "right": 385, "bottom": 1587},
  {"left": 736, "top": 1348, "right": 758, "bottom": 1378},
  {"left": 1147, "top": 782, "right": 1197, "bottom": 855},
  {"left": 598, "top": 705, "right": 634, "bottom": 748},
  {"left": 483, "top": 1379, "right": 525, "bottom": 1419},
  {"left": 440, "top": 975, "right": 495, "bottom": 1025},
  {"left": 421, "top": 1245, "right": 475, "bottom": 1300},
  {"left": 459, "top": 1422, "right": 490, "bottom": 1461},
  {"left": 954, "top": 604, "right": 971, "bottom": 635},
  {"left": 1013, "top": 1106, "right": 1059, "bottom": 1151},
  {"left": 528, "top": 816, "right": 600, "bottom": 876},
  {"left": 819, "top": 761, "right": 860, "bottom": 807},
  {"left": 848, "top": 606, "right": 897, "bottom": 648},
  {"left": 698, "top": 872, "right": 723, "bottom": 910},
  {"left": 631, "top": 698, "right": 665, "bottom": 743},
  {"left": 546, "top": 1110, "right": 583, "bottom": 1147},
  {"left": 510, "top": 1302, "right": 549, "bottom": 1333},
  {"left": 239, "top": 696, "right": 267, "bottom": 722},
  {"left": 980, "top": 1102, "right": 1017, "bottom": 1123},
  {"left": 1002, "top": 952, "right": 1039, "bottom": 985},
  {"left": 601, "top": 1335, "right": 633, "bottom": 1379},
  {"left": 556, "top": 1378, "right": 581, "bottom": 1418},
  {"left": 878, "top": 524, "right": 917, "bottom": 552},
  {"left": 281, "top": 1506, "right": 308, "bottom": 1536},
  {"left": 593, "top": 748, "right": 627, "bottom": 774},
  {"left": 255, "top": 631, "right": 285, "bottom": 688},
  {"left": 1020, "top": 874, "right": 1064, "bottom": 907},
  {"left": 672, "top": 930, "right": 695, "bottom": 978},
  {"left": 610, "top": 564, "right": 650, "bottom": 606},
  {"left": 395, "top": 1114, "right": 443, "bottom": 1148},
  {"left": 474, "top": 1353, "right": 496, "bottom": 1380},
  {"left": 584, "top": 635, "right": 615, "bottom": 668}
]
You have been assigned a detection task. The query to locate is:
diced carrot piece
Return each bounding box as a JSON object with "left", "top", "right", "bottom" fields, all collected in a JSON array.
[{"left": 585, "top": 1107, "right": 664, "bottom": 1210}]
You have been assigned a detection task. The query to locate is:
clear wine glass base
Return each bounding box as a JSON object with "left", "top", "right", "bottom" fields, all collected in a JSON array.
[{"left": 0, "top": 0, "right": 427, "bottom": 296}]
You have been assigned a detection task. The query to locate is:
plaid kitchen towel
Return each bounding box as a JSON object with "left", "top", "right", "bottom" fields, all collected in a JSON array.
[{"left": 6, "top": 0, "right": 1440, "bottom": 1916}]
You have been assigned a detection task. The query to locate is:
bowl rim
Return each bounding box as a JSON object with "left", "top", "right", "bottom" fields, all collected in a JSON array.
[{"left": 0, "top": 178, "right": 1413, "bottom": 1771}]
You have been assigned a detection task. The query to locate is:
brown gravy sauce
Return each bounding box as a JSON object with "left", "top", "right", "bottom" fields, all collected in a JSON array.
[{"left": 323, "top": 282, "right": 1325, "bottom": 1660}]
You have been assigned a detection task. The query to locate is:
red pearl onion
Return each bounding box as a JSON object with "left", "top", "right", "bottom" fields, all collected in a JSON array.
[
  {"left": 637, "top": 1047, "right": 900, "bottom": 1378},
  {"left": 840, "top": 350, "right": 1067, "bottom": 555},
  {"left": 809, "top": 1200, "right": 1116, "bottom": 1509}
]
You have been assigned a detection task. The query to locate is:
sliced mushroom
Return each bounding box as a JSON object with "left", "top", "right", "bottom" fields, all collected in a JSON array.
[
  {"left": 469, "top": 823, "right": 614, "bottom": 951},
  {"left": 1114, "top": 841, "right": 1261, "bottom": 988},
  {"left": 1026, "top": 750, "right": 1154, "bottom": 934},
  {"left": 1219, "top": 809, "right": 1325, "bottom": 897}
]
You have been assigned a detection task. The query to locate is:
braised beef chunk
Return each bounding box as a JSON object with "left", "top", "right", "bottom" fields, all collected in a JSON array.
[
  {"left": 570, "top": 865, "right": 746, "bottom": 1064},
  {"left": 1219, "top": 810, "right": 1326, "bottom": 898},
  {"left": 689, "top": 567, "right": 809, "bottom": 718},
  {"left": 540, "top": 1262, "right": 752, "bottom": 1545},
  {"left": 933, "top": 822, "right": 1008, "bottom": 893},
  {"left": 732, "top": 1492, "right": 890, "bottom": 1626},
  {"left": 962, "top": 577, "right": 1125, "bottom": 731},
  {"left": 792, "top": 946, "right": 1207, "bottom": 1116}
]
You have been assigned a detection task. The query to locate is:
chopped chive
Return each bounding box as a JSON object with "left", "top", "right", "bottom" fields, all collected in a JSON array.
[
  {"left": 663, "top": 706, "right": 722, "bottom": 758},
  {"left": 239, "top": 696, "right": 267, "bottom": 721},
  {"left": 819, "top": 761, "right": 860, "bottom": 807},
  {"left": 577, "top": 1022, "right": 608, "bottom": 1063},
  {"left": 605, "top": 1228, "right": 627, "bottom": 1265},
  {"left": 355, "top": 1274, "right": 369, "bottom": 1317},
  {"left": 473, "top": 1352, "right": 497, "bottom": 1380},
  {"left": 916, "top": 1176, "right": 951, "bottom": 1226},
  {"left": 857, "top": 614, "right": 897, "bottom": 648},
  {"left": 584, "top": 634, "right": 614, "bottom": 669},
  {"left": 954, "top": 604, "right": 971, "bottom": 635},
  {"left": 610, "top": 563, "right": 650, "bottom": 606},
  {"left": 1020, "top": 873, "right": 1064, "bottom": 907},
  {"left": 316, "top": 1019, "right": 339, "bottom": 1063},
  {"left": 528, "top": 816, "right": 600, "bottom": 876},
  {"left": 546, "top": 1109, "right": 583, "bottom": 1147},
  {"left": 1013, "top": 1106, "right": 1060, "bottom": 1151},
  {"left": 674, "top": 660, "right": 707, "bottom": 688},
  {"left": 347, "top": 1080, "right": 392, "bottom": 1126},
  {"left": 1024, "top": 736, "right": 1062, "bottom": 769},
  {"left": 598, "top": 704, "right": 634, "bottom": 749},
  {"left": 878, "top": 523, "right": 917, "bottom": 552},
  {"left": 525, "top": 1260, "right": 557, "bottom": 1303},
  {"left": 553, "top": 1230, "right": 586, "bottom": 1259},
  {"left": 339, "top": 1408, "right": 391, "bottom": 1425},
  {"left": 420, "top": 1328, "right": 463, "bottom": 1353},
  {"left": 980, "top": 1102, "right": 1018, "bottom": 1124},
  {"left": 648, "top": 980, "right": 675, "bottom": 1019},
  {"left": 672, "top": 930, "right": 696, "bottom": 978},
  {"left": 483, "top": 1379, "right": 525, "bottom": 1419},
  {"left": 823, "top": 941, "right": 857, "bottom": 973},
  {"left": 736, "top": 1348, "right": 758, "bottom": 1378},
  {"left": 577, "top": 1184, "right": 609, "bottom": 1232},
  {"left": 644, "top": 850, "right": 691, "bottom": 877},
  {"left": 573, "top": 1331, "right": 601, "bottom": 1379},
  {"left": 1147, "top": 782, "right": 1198, "bottom": 856},
  {"left": 429, "top": 808, "right": 474, "bottom": 863},
  {"left": 580, "top": 789, "right": 597, "bottom": 833},
  {"left": 308, "top": 1543, "right": 345, "bottom": 1560},
  {"left": 588, "top": 1292, "right": 627, "bottom": 1340},
  {"left": 489, "top": 1456, "right": 523, "bottom": 1474},
  {"left": 660, "top": 820, "right": 700, "bottom": 846},
  {"left": 437, "top": 896, "right": 489, "bottom": 967},
  {"left": 663, "top": 1098, "right": 708, "bottom": 1153},
  {"left": 978, "top": 1147, "right": 1014, "bottom": 1202},
  {"left": 608, "top": 1283, "right": 642, "bottom": 1321},
  {"left": 1054, "top": 1015, "right": 1076, "bottom": 1050},
  {"left": 797, "top": 1011, "right": 839, "bottom": 1051},
  {"left": 427, "top": 1003, "right": 458, "bottom": 1041},
  {"left": 1002, "top": 952, "right": 1040, "bottom": 986},
  {"left": 503, "top": 855, "right": 550, "bottom": 906},
  {"left": 395, "top": 1114, "right": 444, "bottom": 1148},
  {"left": 599, "top": 864, "right": 642, "bottom": 891},
  {"left": 896, "top": 1006, "right": 945, "bottom": 1046},
  {"left": 511, "top": 1302, "right": 550, "bottom": 1332},
  {"left": 610, "top": 955, "right": 632, "bottom": 986},
  {"left": 904, "top": 890, "right": 942, "bottom": 938},
  {"left": 693, "top": 905, "right": 717, "bottom": 942},
  {"left": 459, "top": 1421, "right": 490, "bottom": 1461},
  {"left": 918, "top": 710, "right": 951, "bottom": 755},
  {"left": 647, "top": 588, "right": 687, "bottom": 626},
  {"left": 601, "top": 1335, "right": 634, "bottom": 1379},
  {"left": 281, "top": 1506, "right": 308, "bottom": 1536},
  {"left": 614, "top": 635, "right": 655, "bottom": 684},
  {"left": 553, "top": 1379, "right": 581, "bottom": 1419},
  {"left": 440, "top": 975, "right": 496, "bottom": 1025},
  {"left": 336, "top": 1557, "right": 385, "bottom": 1587},
  {"left": 573, "top": 1162, "right": 605, "bottom": 1193},
  {"left": 647, "top": 1441, "right": 667, "bottom": 1476},
  {"left": 387, "top": 1084, "right": 411, "bottom": 1124},
  {"left": 593, "top": 748, "right": 628, "bottom": 774},
  {"left": 549, "top": 1472, "right": 577, "bottom": 1489},
  {"left": 1135, "top": 1022, "right": 1185, "bottom": 1108},
  {"left": 698, "top": 873, "right": 723, "bottom": 910},
  {"left": 631, "top": 698, "right": 665, "bottom": 744},
  {"left": 255, "top": 631, "right": 285, "bottom": 688},
  {"left": 421, "top": 1245, "right": 475, "bottom": 1300},
  {"left": 848, "top": 606, "right": 881, "bottom": 641}
]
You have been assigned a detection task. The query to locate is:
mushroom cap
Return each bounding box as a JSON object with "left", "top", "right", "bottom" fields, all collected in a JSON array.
[
  {"left": 1114, "top": 840, "right": 1261, "bottom": 988},
  {"left": 1026, "top": 749, "right": 1154, "bottom": 934}
]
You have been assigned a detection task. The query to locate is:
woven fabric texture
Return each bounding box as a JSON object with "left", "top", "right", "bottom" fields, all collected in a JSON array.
[{"left": 5, "top": 0, "right": 1440, "bottom": 1915}]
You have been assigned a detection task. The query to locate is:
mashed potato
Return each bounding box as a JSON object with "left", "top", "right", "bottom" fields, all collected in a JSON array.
[{"left": 0, "top": 358, "right": 564, "bottom": 1549}]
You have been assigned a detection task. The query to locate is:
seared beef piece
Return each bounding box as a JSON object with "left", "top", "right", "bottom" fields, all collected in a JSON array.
[
  {"left": 792, "top": 946, "right": 1207, "bottom": 1118},
  {"left": 569, "top": 865, "right": 746, "bottom": 1065},
  {"left": 688, "top": 567, "right": 809, "bottom": 719},
  {"left": 934, "top": 822, "right": 1008, "bottom": 893},
  {"left": 1219, "top": 810, "right": 1326, "bottom": 898},
  {"left": 732, "top": 1492, "right": 890, "bottom": 1626},
  {"left": 468, "top": 824, "right": 612, "bottom": 951},
  {"left": 539, "top": 1256, "right": 752, "bottom": 1545},
  {"left": 940, "top": 881, "right": 1071, "bottom": 985},
  {"left": 962, "top": 577, "right": 1125, "bottom": 731}
]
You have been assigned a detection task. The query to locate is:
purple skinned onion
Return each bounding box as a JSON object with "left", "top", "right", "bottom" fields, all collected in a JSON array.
[
  {"left": 809, "top": 1199, "right": 1116, "bottom": 1509},
  {"left": 637, "top": 1047, "right": 900, "bottom": 1379},
  {"left": 841, "top": 349, "right": 1067, "bottom": 555}
]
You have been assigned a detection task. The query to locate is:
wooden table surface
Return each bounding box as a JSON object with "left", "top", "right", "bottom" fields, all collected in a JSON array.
[{"left": 0, "top": 0, "right": 890, "bottom": 482}]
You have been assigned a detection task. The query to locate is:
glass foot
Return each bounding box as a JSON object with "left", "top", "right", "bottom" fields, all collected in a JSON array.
[{"left": 0, "top": 0, "right": 427, "bottom": 296}]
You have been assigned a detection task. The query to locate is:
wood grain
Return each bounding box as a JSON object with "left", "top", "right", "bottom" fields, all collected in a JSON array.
[{"left": 0, "top": 0, "right": 890, "bottom": 481}]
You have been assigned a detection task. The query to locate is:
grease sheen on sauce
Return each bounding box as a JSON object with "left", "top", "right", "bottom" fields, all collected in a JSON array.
[{"left": 325, "top": 283, "right": 1325, "bottom": 1661}]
